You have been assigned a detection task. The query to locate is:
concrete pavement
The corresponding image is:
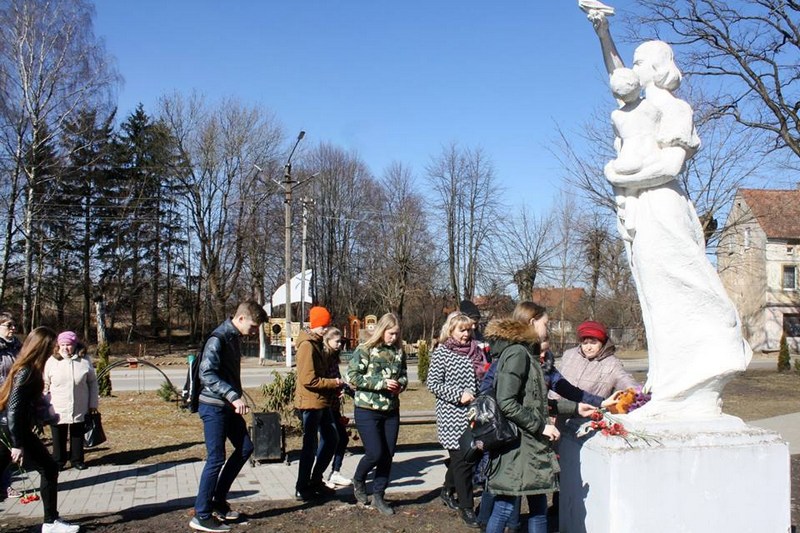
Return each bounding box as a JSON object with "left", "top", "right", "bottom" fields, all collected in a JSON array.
[{"left": 0, "top": 446, "right": 449, "bottom": 521}]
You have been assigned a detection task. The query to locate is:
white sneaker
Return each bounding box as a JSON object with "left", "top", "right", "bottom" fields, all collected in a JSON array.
[
  {"left": 41, "top": 519, "right": 80, "bottom": 533},
  {"left": 328, "top": 471, "right": 352, "bottom": 486}
]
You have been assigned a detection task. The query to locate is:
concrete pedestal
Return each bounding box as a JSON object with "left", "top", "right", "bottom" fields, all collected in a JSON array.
[{"left": 558, "top": 417, "right": 790, "bottom": 532}]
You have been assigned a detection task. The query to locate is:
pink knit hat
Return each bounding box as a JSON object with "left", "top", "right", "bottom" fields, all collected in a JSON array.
[{"left": 57, "top": 331, "right": 78, "bottom": 346}]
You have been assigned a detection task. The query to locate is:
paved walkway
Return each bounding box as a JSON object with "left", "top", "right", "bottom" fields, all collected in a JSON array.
[{"left": 0, "top": 446, "right": 448, "bottom": 521}]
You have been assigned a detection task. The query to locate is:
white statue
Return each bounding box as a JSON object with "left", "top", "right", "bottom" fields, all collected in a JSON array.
[{"left": 585, "top": 7, "right": 752, "bottom": 419}]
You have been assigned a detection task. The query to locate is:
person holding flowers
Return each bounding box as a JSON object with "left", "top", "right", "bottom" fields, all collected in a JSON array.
[
  {"left": 482, "top": 305, "right": 595, "bottom": 533},
  {"left": 554, "top": 320, "right": 638, "bottom": 400},
  {"left": 0, "top": 327, "right": 80, "bottom": 533},
  {"left": 347, "top": 312, "right": 407, "bottom": 515}
]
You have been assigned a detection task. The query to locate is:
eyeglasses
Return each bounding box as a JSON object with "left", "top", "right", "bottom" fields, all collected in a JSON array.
[{"left": 0, "top": 322, "right": 16, "bottom": 329}]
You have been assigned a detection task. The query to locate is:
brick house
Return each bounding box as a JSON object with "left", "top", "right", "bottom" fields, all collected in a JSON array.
[{"left": 718, "top": 188, "right": 800, "bottom": 351}]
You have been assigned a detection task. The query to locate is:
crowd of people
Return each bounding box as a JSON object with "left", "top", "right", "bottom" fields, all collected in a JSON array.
[{"left": 0, "top": 299, "right": 637, "bottom": 533}]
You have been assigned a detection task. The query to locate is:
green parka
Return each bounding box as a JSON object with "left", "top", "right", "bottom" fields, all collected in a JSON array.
[{"left": 484, "top": 319, "right": 578, "bottom": 496}]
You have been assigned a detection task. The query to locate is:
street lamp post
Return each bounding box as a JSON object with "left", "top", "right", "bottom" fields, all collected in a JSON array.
[{"left": 282, "top": 130, "right": 305, "bottom": 367}]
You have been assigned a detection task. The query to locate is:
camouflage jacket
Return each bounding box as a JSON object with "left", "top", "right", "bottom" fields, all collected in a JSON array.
[{"left": 347, "top": 343, "right": 407, "bottom": 411}]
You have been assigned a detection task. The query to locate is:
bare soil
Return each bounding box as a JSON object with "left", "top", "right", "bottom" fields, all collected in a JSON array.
[{"left": 1, "top": 370, "right": 799, "bottom": 531}]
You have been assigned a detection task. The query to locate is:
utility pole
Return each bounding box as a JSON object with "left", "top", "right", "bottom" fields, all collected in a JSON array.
[
  {"left": 282, "top": 130, "right": 305, "bottom": 367},
  {"left": 300, "top": 197, "right": 315, "bottom": 329}
]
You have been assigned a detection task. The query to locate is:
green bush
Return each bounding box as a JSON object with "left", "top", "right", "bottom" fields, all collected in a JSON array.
[
  {"left": 157, "top": 381, "right": 180, "bottom": 402},
  {"left": 778, "top": 333, "right": 791, "bottom": 372},
  {"left": 794, "top": 356, "right": 800, "bottom": 374},
  {"left": 96, "top": 342, "right": 112, "bottom": 397},
  {"left": 417, "top": 340, "right": 430, "bottom": 384},
  {"left": 261, "top": 370, "right": 299, "bottom": 430}
]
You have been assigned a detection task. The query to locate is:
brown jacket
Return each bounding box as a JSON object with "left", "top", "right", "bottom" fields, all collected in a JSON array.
[{"left": 294, "top": 330, "right": 340, "bottom": 409}]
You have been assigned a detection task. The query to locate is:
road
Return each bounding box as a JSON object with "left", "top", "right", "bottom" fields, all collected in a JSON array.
[
  {"left": 108, "top": 356, "right": 776, "bottom": 392},
  {"left": 109, "top": 362, "right": 420, "bottom": 391}
]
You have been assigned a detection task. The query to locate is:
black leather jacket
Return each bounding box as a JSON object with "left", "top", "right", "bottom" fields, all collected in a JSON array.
[{"left": 5, "top": 366, "right": 42, "bottom": 447}]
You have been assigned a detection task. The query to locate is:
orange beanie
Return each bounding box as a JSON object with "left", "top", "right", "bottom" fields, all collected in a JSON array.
[{"left": 309, "top": 306, "right": 332, "bottom": 329}]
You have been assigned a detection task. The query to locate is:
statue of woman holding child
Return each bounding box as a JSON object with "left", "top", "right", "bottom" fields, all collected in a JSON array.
[{"left": 584, "top": 6, "right": 751, "bottom": 419}]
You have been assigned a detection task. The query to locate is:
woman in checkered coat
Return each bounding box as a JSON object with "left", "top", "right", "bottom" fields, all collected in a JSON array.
[{"left": 427, "top": 311, "right": 485, "bottom": 528}]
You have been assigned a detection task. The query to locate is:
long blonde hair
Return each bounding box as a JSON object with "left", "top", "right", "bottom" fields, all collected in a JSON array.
[
  {"left": 362, "top": 313, "right": 402, "bottom": 349},
  {"left": 511, "top": 301, "right": 546, "bottom": 324},
  {"left": 0, "top": 327, "right": 56, "bottom": 409},
  {"left": 438, "top": 312, "right": 473, "bottom": 343}
]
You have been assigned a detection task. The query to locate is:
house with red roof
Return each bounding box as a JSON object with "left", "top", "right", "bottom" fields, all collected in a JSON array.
[{"left": 718, "top": 188, "right": 800, "bottom": 351}]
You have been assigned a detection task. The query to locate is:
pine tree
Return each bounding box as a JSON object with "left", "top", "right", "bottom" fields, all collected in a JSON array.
[{"left": 778, "top": 333, "right": 791, "bottom": 372}]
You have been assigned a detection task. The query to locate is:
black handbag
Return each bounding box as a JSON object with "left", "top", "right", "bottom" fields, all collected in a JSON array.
[
  {"left": 84, "top": 411, "right": 107, "bottom": 448},
  {"left": 466, "top": 391, "right": 519, "bottom": 452}
]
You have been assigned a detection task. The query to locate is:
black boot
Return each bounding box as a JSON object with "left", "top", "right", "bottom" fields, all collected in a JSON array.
[
  {"left": 353, "top": 479, "right": 369, "bottom": 505},
  {"left": 372, "top": 492, "right": 394, "bottom": 515},
  {"left": 440, "top": 487, "right": 458, "bottom": 510},
  {"left": 460, "top": 508, "right": 481, "bottom": 528}
]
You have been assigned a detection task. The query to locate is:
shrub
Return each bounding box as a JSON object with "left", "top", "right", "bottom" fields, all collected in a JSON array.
[
  {"left": 778, "top": 333, "right": 791, "bottom": 372},
  {"left": 261, "top": 370, "right": 299, "bottom": 430},
  {"left": 417, "top": 340, "right": 430, "bottom": 384},
  {"left": 96, "top": 342, "right": 112, "bottom": 397},
  {"left": 157, "top": 381, "right": 179, "bottom": 402}
]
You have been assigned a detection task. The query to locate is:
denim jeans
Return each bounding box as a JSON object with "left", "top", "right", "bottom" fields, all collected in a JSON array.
[
  {"left": 330, "top": 410, "right": 349, "bottom": 473},
  {"left": 478, "top": 489, "right": 521, "bottom": 528},
  {"left": 353, "top": 407, "right": 399, "bottom": 494},
  {"left": 486, "top": 494, "right": 547, "bottom": 533},
  {"left": 296, "top": 407, "right": 338, "bottom": 491},
  {"left": 194, "top": 403, "right": 254, "bottom": 520}
]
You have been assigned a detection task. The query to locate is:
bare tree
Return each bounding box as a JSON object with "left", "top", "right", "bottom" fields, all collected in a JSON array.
[
  {"left": 366, "top": 162, "right": 436, "bottom": 319},
  {"left": 631, "top": 0, "right": 800, "bottom": 158},
  {"left": 159, "top": 93, "right": 283, "bottom": 323},
  {"left": 0, "top": 0, "right": 118, "bottom": 329},
  {"left": 493, "top": 205, "right": 559, "bottom": 298},
  {"left": 426, "top": 143, "right": 501, "bottom": 302}
]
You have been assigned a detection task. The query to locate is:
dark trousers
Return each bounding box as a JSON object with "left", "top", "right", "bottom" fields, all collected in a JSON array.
[
  {"left": 444, "top": 448, "right": 477, "bottom": 510},
  {"left": 331, "top": 410, "right": 349, "bottom": 473},
  {"left": 194, "top": 403, "right": 254, "bottom": 520},
  {"left": 353, "top": 406, "right": 399, "bottom": 494},
  {"left": 50, "top": 422, "right": 85, "bottom": 466},
  {"left": 296, "top": 407, "right": 338, "bottom": 491},
  {"left": 0, "top": 429, "right": 60, "bottom": 523}
]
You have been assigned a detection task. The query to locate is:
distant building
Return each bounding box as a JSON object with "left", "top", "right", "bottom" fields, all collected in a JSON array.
[{"left": 718, "top": 188, "right": 800, "bottom": 351}]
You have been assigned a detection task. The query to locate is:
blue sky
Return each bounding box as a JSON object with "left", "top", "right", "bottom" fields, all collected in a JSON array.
[{"left": 93, "top": 1, "right": 642, "bottom": 211}]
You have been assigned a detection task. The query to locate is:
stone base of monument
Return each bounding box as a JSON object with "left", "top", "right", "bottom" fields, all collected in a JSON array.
[{"left": 558, "top": 416, "right": 790, "bottom": 533}]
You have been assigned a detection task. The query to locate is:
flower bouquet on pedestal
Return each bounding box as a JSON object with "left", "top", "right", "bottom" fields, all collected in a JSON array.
[{"left": 576, "top": 387, "right": 658, "bottom": 446}]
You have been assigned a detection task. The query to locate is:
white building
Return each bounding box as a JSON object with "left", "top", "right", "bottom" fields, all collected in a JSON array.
[{"left": 718, "top": 188, "right": 800, "bottom": 351}]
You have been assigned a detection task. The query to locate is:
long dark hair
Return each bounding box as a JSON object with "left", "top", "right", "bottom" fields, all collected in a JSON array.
[{"left": 0, "top": 327, "right": 57, "bottom": 409}]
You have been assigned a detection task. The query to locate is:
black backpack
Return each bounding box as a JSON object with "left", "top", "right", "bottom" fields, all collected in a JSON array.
[{"left": 183, "top": 332, "right": 223, "bottom": 413}]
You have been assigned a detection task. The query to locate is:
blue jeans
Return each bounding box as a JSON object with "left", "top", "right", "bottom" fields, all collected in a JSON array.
[
  {"left": 296, "top": 407, "right": 338, "bottom": 491},
  {"left": 478, "top": 489, "right": 521, "bottom": 528},
  {"left": 194, "top": 403, "right": 254, "bottom": 520},
  {"left": 487, "top": 494, "right": 547, "bottom": 533},
  {"left": 331, "top": 410, "right": 349, "bottom": 473},
  {"left": 353, "top": 407, "right": 399, "bottom": 494}
]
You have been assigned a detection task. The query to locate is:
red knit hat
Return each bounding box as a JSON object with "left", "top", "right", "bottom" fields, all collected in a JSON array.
[
  {"left": 309, "top": 306, "right": 332, "bottom": 329},
  {"left": 577, "top": 320, "right": 608, "bottom": 343}
]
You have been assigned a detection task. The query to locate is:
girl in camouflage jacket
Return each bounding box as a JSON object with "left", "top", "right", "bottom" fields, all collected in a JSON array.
[{"left": 347, "top": 312, "right": 407, "bottom": 515}]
